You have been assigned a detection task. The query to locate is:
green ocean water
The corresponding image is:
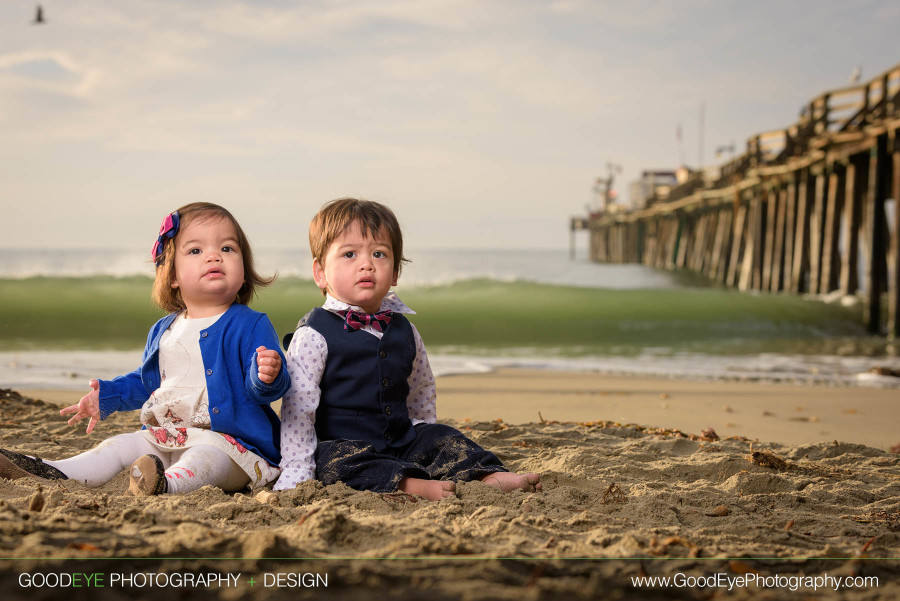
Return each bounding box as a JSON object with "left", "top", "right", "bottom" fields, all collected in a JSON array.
[{"left": 0, "top": 276, "right": 892, "bottom": 358}]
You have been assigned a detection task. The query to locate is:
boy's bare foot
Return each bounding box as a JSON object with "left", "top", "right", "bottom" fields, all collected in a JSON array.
[
  {"left": 398, "top": 477, "right": 456, "bottom": 501},
  {"left": 480, "top": 471, "right": 542, "bottom": 493}
]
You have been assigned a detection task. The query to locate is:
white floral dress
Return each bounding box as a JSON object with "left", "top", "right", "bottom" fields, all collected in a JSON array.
[{"left": 139, "top": 312, "right": 281, "bottom": 488}]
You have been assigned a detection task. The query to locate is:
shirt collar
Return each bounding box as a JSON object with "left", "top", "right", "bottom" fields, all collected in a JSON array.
[{"left": 323, "top": 291, "right": 415, "bottom": 315}]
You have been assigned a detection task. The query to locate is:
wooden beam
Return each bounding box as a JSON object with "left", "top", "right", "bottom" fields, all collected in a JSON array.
[
  {"left": 790, "top": 172, "right": 812, "bottom": 294},
  {"left": 740, "top": 195, "right": 762, "bottom": 291},
  {"left": 782, "top": 177, "right": 797, "bottom": 292},
  {"left": 711, "top": 208, "right": 732, "bottom": 282},
  {"left": 675, "top": 216, "right": 690, "bottom": 268},
  {"left": 820, "top": 165, "right": 844, "bottom": 293},
  {"left": 690, "top": 213, "right": 709, "bottom": 271},
  {"left": 889, "top": 140, "right": 900, "bottom": 336},
  {"left": 666, "top": 217, "right": 680, "bottom": 269},
  {"left": 643, "top": 221, "right": 657, "bottom": 265},
  {"left": 770, "top": 183, "right": 788, "bottom": 292},
  {"left": 727, "top": 203, "right": 748, "bottom": 287},
  {"left": 654, "top": 219, "right": 666, "bottom": 268},
  {"left": 808, "top": 171, "right": 828, "bottom": 294},
  {"left": 762, "top": 187, "right": 777, "bottom": 290},
  {"left": 751, "top": 193, "right": 765, "bottom": 290},
  {"left": 839, "top": 158, "right": 861, "bottom": 295},
  {"left": 616, "top": 224, "right": 624, "bottom": 263},
  {"left": 863, "top": 136, "right": 888, "bottom": 333},
  {"left": 636, "top": 222, "right": 643, "bottom": 263},
  {"left": 652, "top": 220, "right": 662, "bottom": 266},
  {"left": 700, "top": 211, "right": 718, "bottom": 273},
  {"left": 655, "top": 220, "right": 664, "bottom": 267}
]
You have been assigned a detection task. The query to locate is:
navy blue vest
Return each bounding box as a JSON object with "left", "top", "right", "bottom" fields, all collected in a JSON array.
[{"left": 302, "top": 308, "right": 417, "bottom": 451}]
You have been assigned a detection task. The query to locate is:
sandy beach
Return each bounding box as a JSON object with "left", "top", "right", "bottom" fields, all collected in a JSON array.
[
  {"left": 434, "top": 369, "right": 900, "bottom": 451},
  {"left": 21, "top": 368, "right": 900, "bottom": 450},
  {"left": 2, "top": 369, "right": 899, "bottom": 599}
]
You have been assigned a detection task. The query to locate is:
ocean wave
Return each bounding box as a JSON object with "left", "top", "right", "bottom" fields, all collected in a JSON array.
[
  {"left": 0, "top": 248, "right": 682, "bottom": 290},
  {"left": 3, "top": 350, "right": 898, "bottom": 391},
  {"left": 466, "top": 353, "right": 900, "bottom": 389},
  {"left": 0, "top": 249, "right": 154, "bottom": 279}
]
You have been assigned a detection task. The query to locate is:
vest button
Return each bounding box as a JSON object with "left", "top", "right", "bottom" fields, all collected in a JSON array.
[
  {"left": 385, "top": 434, "right": 393, "bottom": 441},
  {"left": 382, "top": 378, "right": 390, "bottom": 388},
  {"left": 379, "top": 350, "right": 387, "bottom": 358},
  {"left": 206, "top": 369, "right": 213, "bottom": 376},
  {"left": 201, "top": 332, "right": 208, "bottom": 338},
  {"left": 385, "top": 406, "right": 392, "bottom": 415},
  {"left": 212, "top": 407, "right": 220, "bottom": 414}
]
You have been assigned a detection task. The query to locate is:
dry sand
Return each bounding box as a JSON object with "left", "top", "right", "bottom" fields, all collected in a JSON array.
[
  {"left": 2, "top": 369, "right": 900, "bottom": 600},
  {"left": 23, "top": 368, "right": 900, "bottom": 451},
  {"left": 434, "top": 369, "right": 900, "bottom": 451}
]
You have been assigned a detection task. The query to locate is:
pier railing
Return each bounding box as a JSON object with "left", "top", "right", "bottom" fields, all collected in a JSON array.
[{"left": 572, "top": 62, "right": 900, "bottom": 336}]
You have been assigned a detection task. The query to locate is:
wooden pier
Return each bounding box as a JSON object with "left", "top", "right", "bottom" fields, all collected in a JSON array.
[{"left": 573, "top": 62, "right": 900, "bottom": 336}]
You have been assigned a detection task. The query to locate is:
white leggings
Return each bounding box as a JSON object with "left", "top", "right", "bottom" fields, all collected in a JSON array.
[{"left": 45, "top": 432, "right": 250, "bottom": 494}]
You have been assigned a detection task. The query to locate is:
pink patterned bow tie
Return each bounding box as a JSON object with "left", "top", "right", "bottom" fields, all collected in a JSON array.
[{"left": 339, "top": 310, "right": 393, "bottom": 332}]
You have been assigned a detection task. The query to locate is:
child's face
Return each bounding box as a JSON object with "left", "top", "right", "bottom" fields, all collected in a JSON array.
[
  {"left": 313, "top": 221, "right": 397, "bottom": 313},
  {"left": 171, "top": 215, "right": 245, "bottom": 316}
]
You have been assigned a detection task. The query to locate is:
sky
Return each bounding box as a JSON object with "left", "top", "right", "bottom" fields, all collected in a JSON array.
[{"left": 1, "top": 0, "right": 899, "bottom": 251}]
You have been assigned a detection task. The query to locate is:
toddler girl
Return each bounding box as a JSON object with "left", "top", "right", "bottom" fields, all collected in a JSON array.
[{"left": 0, "top": 202, "right": 289, "bottom": 495}]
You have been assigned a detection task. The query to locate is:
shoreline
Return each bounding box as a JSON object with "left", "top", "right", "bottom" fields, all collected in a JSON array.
[
  {"left": 19, "top": 367, "right": 900, "bottom": 452},
  {"left": 5, "top": 348, "right": 900, "bottom": 392}
]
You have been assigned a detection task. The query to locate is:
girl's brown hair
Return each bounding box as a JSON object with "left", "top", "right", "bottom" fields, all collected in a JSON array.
[
  {"left": 152, "top": 202, "right": 275, "bottom": 312},
  {"left": 309, "top": 198, "right": 408, "bottom": 295}
]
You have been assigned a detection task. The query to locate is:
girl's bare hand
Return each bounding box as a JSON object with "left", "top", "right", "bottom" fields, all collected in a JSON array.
[
  {"left": 59, "top": 379, "right": 101, "bottom": 434},
  {"left": 256, "top": 346, "right": 282, "bottom": 384}
]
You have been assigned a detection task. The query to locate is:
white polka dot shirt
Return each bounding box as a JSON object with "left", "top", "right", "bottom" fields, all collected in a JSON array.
[{"left": 272, "top": 292, "right": 437, "bottom": 491}]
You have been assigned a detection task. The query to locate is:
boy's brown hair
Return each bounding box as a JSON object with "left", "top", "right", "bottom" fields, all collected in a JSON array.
[
  {"left": 309, "top": 198, "right": 407, "bottom": 295},
  {"left": 152, "top": 202, "right": 275, "bottom": 312}
]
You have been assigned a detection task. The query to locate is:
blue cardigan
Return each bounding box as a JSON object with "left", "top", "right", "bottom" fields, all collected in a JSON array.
[{"left": 98, "top": 303, "right": 289, "bottom": 465}]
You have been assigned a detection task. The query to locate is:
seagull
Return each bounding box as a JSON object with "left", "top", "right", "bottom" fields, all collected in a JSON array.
[{"left": 33, "top": 5, "right": 45, "bottom": 25}]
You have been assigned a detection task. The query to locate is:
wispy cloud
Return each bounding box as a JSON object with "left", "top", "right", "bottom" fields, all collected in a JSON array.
[{"left": 1, "top": 0, "right": 898, "bottom": 249}]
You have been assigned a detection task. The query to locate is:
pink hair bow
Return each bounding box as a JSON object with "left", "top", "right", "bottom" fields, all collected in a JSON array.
[{"left": 151, "top": 211, "right": 180, "bottom": 266}]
